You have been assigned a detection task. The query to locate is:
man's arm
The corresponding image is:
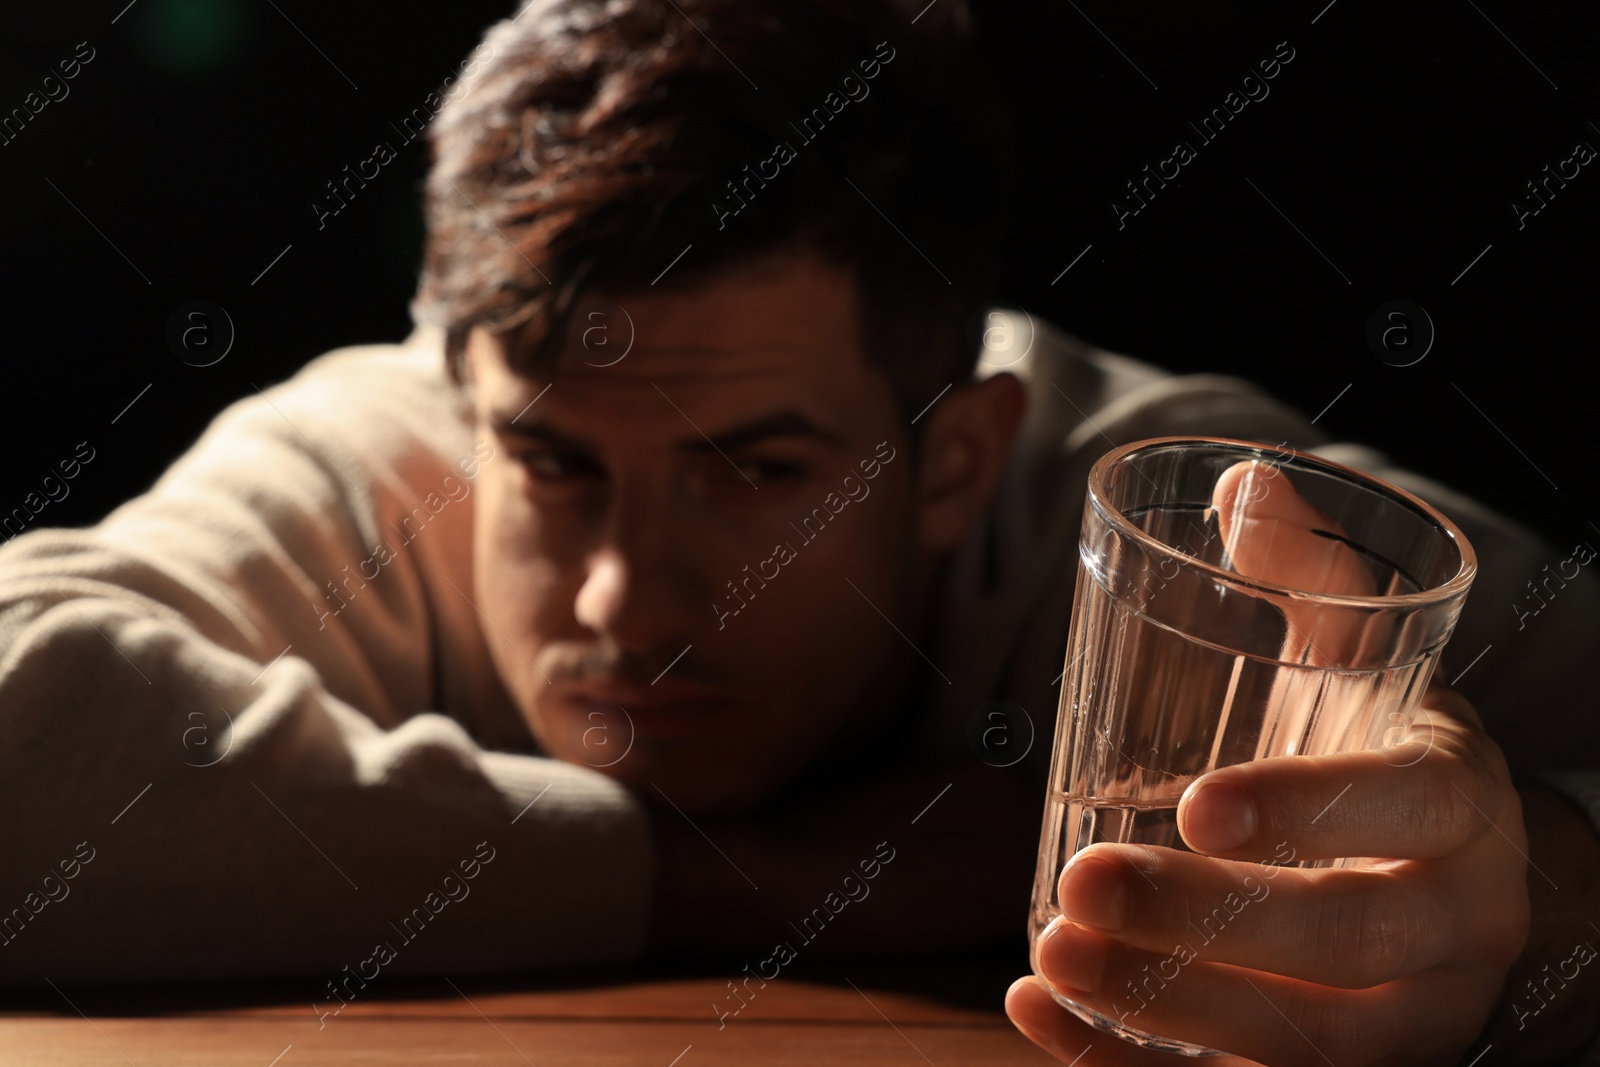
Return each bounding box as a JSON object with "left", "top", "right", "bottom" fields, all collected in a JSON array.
[
  {"left": 1481, "top": 781, "right": 1600, "bottom": 1061},
  {"left": 1006, "top": 431, "right": 1600, "bottom": 1064},
  {"left": 0, "top": 340, "right": 653, "bottom": 984},
  {"left": 645, "top": 753, "right": 1038, "bottom": 961},
  {"left": 977, "top": 328, "right": 1600, "bottom": 1060},
  {"left": 1311, "top": 443, "right": 1600, "bottom": 1060}
]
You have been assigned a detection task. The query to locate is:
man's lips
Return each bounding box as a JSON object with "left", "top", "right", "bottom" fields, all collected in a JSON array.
[{"left": 559, "top": 683, "right": 737, "bottom": 740}]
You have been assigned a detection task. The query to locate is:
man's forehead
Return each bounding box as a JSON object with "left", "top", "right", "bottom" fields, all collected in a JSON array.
[
  {"left": 481, "top": 340, "right": 840, "bottom": 409},
  {"left": 467, "top": 249, "right": 887, "bottom": 423},
  {"left": 480, "top": 336, "right": 883, "bottom": 441},
  {"left": 473, "top": 332, "right": 887, "bottom": 429},
  {"left": 558, "top": 297, "right": 853, "bottom": 373}
]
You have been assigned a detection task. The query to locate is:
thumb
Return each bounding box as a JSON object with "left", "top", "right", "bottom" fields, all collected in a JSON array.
[{"left": 1210, "top": 459, "right": 1376, "bottom": 665}]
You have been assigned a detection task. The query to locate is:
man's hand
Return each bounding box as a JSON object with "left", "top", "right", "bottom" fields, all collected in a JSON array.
[
  {"left": 1007, "top": 681, "right": 1534, "bottom": 1064},
  {"left": 1004, "top": 457, "right": 1594, "bottom": 1064}
]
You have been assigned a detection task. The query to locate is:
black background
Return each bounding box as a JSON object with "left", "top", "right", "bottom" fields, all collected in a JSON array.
[{"left": 1, "top": 0, "right": 1595, "bottom": 552}]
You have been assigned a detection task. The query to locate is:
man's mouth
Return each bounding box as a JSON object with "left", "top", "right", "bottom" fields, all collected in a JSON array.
[{"left": 560, "top": 682, "right": 738, "bottom": 742}]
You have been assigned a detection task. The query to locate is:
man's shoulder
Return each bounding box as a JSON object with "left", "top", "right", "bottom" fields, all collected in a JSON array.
[
  {"left": 991, "top": 313, "right": 1324, "bottom": 454},
  {"left": 969, "top": 312, "right": 1329, "bottom": 557},
  {"left": 302, "top": 323, "right": 445, "bottom": 367},
  {"left": 197, "top": 325, "right": 469, "bottom": 475},
  {"left": 919, "top": 312, "right": 1332, "bottom": 775},
  {"left": 282, "top": 324, "right": 455, "bottom": 411},
  {"left": 974, "top": 311, "right": 1164, "bottom": 406}
]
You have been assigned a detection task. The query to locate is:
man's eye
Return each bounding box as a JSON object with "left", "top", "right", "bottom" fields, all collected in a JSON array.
[
  {"left": 517, "top": 451, "right": 602, "bottom": 481},
  {"left": 730, "top": 458, "right": 804, "bottom": 487}
]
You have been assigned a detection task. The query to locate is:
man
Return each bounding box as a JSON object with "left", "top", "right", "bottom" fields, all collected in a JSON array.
[{"left": 0, "top": 0, "right": 1594, "bottom": 1062}]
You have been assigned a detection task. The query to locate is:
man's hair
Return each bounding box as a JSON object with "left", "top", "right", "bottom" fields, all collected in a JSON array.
[{"left": 412, "top": 0, "right": 1009, "bottom": 429}]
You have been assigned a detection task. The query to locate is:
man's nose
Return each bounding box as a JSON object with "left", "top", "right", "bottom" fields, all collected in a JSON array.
[{"left": 572, "top": 502, "right": 695, "bottom": 653}]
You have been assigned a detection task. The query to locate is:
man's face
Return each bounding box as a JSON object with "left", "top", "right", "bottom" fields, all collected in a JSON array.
[{"left": 464, "top": 250, "right": 923, "bottom": 814}]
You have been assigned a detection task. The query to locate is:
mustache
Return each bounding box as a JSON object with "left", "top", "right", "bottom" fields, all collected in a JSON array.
[{"left": 534, "top": 638, "right": 711, "bottom": 688}]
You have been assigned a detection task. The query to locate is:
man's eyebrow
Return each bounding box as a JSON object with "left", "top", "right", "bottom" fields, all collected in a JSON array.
[
  {"left": 486, "top": 407, "right": 843, "bottom": 452},
  {"left": 488, "top": 413, "right": 596, "bottom": 452},
  {"left": 686, "top": 409, "right": 844, "bottom": 453}
]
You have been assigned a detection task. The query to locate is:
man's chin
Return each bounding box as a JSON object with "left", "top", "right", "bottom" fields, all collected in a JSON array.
[
  {"left": 532, "top": 704, "right": 801, "bottom": 814},
  {"left": 552, "top": 739, "right": 780, "bottom": 816}
]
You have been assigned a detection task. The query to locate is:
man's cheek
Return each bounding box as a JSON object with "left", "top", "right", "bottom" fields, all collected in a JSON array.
[{"left": 479, "top": 471, "right": 551, "bottom": 565}]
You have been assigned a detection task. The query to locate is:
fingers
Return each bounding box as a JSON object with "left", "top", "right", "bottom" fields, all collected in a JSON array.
[
  {"left": 1422, "top": 679, "right": 1485, "bottom": 731},
  {"left": 1176, "top": 706, "right": 1511, "bottom": 861},
  {"left": 1055, "top": 845, "right": 1460, "bottom": 988},
  {"left": 1031, "top": 922, "right": 1480, "bottom": 1065},
  {"left": 1212, "top": 460, "right": 1374, "bottom": 599},
  {"left": 1004, "top": 977, "right": 1101, "bottom": 1065},
  {"left": 1210, "top": 459, "right": 1375, "bottom": 667},
  {"left": 1004, "top": 976, "right": 1253, "bottom": 1066}
]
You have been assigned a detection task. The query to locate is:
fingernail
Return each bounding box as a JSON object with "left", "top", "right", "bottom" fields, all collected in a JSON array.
[
  {"left": 1186, "top": 781, "right": 1257, "bottom": 851},
  {"left": 1059, "top": 855, "right": 1127, "bottom": 932},
  {"left": 1038, "top": 920, "right": 1107, "bottom": 995}
]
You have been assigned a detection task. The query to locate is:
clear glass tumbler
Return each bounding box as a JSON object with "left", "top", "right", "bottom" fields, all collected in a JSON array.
[{"left": 1028, "top": 436, "right": 1477, "bottom": 1056}]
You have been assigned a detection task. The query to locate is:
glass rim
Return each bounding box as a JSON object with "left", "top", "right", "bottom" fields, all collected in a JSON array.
[{"left": 1086, "top": 435, "right": 1479, "bottom": 609}]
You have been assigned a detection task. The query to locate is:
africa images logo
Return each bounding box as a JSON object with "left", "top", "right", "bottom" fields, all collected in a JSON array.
[
  {"left": 710, "top": 41, "right": 897, "bottom": 231},
  {"left": 712, "top": 441, "right": 896, "bottom": 630}
]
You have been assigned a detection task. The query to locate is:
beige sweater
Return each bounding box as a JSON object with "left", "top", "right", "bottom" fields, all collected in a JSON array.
[{"left": 0, "top": 318, "right": 1593, "bottom": 984}]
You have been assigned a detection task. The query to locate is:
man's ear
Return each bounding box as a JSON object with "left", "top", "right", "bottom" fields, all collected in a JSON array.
[{"left": 914, "top": 372, "right": 1027, "bottom": 551}]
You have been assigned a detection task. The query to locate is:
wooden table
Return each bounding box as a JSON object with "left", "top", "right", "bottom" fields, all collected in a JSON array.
[{"left": 0, "top": 953, "right": 1060, "bottom": 1065}]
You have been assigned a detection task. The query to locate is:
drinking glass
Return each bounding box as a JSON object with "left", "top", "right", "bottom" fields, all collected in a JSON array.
[{"left": 1028, "top": 436, "right": 1477, "bottom": 1056}]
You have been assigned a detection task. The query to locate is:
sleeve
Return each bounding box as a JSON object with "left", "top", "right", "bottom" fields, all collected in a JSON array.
[
  {"left": 1076, "top": 358, "right": 1600, "bottom": 863},
  {"left": 1039, "top": 342, "right": 1600, "bottom": 787},
  {"left": 1061, "top": 357, "right": 1600, "bottom": 778},
  {"left": 1302, "top": 441, "right": 1600, "bottom": 781},
  {"left": 0, "top": 341, "right": 653, "bottom": 986}
]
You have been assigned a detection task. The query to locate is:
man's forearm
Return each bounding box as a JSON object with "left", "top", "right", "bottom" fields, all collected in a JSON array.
[
  {"left": 1476, "top": 783, "right": 1600, "bottom": 1062},
  {"left": 643, "top": 758, "right": 1038, "bottom": 960}
]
